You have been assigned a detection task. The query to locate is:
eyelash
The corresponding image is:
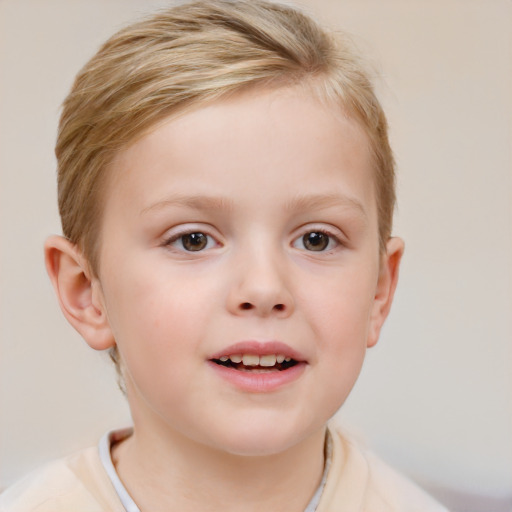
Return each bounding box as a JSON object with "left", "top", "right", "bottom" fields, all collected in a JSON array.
[
  {"left": 163, "top": 227, "right": 342, "bottom": 254},
  {"left": 292, "top": 228, "right": 342, "bottom": 253},
  {"left": 163, "top": 230, "right": 218, "bottom": 252}
]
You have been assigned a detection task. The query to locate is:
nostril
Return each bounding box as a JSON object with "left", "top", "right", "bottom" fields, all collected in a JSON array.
[{"left": 237, "top": 302, "right": 287, "bottom": 313}]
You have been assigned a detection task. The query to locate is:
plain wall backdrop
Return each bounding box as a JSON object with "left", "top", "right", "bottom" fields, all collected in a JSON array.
[{"left": 1, "top": 0, "right": 511, "bottom": 507}]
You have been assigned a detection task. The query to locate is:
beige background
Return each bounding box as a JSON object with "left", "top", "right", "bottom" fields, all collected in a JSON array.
[{"left": 1, "top": 0, "right": 511, "bottom": 508}]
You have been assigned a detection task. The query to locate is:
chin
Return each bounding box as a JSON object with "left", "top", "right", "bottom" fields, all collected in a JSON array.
[
  {"left": 217, "top": 438, "right": 296, "bottom": 458},
  {"left": 202, "top": 418, "right": 318, "bottom": 458}
]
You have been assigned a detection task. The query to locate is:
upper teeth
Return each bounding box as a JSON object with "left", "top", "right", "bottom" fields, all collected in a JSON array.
[{"left": 218, "top": 354, "right": 292, "bottom": 366}]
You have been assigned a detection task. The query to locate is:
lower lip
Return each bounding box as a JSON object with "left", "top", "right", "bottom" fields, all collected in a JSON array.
[{"left": 207, "top": 361, "right": 306, "bottom": 393}]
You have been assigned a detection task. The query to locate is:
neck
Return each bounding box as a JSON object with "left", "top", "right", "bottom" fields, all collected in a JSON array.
[{"left": 113, "top": 421, "right": 326, "bottom": 512}]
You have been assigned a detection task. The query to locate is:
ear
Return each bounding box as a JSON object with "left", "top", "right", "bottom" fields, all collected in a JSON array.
[
  {"left": 44, "top": 235, "right": 115, "bottom": 351},
  {"left": 367, "top": 237, "right": 404, "bottom": 348}
]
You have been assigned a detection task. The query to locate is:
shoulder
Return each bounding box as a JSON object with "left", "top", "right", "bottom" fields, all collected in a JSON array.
[
  {"left": 0, "top": 447, "right": 123, "bottom": 512},
  {"left": 317, "top": 426, "right": 449, "bottom": 512},
  {"left": 361, "top": 446, "right": 448, "bottom": 512}
]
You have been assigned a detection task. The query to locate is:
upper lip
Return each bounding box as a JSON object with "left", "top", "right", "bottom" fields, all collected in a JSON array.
[{"left": 210, "top": 341, "right": 307, "bottom": 362}]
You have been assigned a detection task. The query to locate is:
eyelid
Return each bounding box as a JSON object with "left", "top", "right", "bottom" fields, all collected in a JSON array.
[
  {"left": 291, "top": 224, "right": 346, "bottom": 252},
  {"left": 162, "top": 224, "right": 222, "bottom": 251},
  {"left": 293, "top": 223, "right": 345, "bottom": 240}
]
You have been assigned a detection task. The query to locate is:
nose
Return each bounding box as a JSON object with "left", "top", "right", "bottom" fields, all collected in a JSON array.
[{"left": 226, "top": 246, "right": 294, "bottom": 318}]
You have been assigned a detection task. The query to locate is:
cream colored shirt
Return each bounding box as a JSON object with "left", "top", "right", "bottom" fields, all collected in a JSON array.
[{"left": 0, "top": 427, "right": 448, "bottom": 512}]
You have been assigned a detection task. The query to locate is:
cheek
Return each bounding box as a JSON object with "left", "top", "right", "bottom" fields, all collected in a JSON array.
[
  {"left": 106, "top": 257, "right": 214, "bottom": 328},
  {"left": 108, "top": 283, "right": 207, "bottom": 412},
  {"left": 102, "top": 265, "right": 218, "bottom": 377},
  {"left": 306, "top": 270, "right": 377, "bottom": 345},
  {"left": 312, "top": 288, "right": 372, "bottom": 409}
]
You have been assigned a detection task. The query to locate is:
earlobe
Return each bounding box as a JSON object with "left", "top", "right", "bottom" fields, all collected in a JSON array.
[
  {"left": 44, "top": 235, "right": 115, "bottom": 351},
  {"left": 367, "top": 237, "right": 404, "bottom": 348}
]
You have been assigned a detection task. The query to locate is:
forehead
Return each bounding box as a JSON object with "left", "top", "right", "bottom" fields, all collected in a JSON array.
[{"left": 105, "top": 86, "right": 376, "bottom": 222}]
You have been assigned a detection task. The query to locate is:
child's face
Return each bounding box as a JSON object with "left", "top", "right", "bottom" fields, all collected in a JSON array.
[{"left": 93, "top": 86, "right": 397, "bottom": 455}]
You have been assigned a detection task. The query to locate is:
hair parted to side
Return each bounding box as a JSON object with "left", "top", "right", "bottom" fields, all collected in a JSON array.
[{"left": 56, "top": 0, "right": 396, "bottom": 378}]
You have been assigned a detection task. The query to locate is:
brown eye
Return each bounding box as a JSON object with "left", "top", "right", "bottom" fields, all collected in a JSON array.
[
  {"left": 181, "top": 232, "right": 208, "bottom": 251},
  {"left": 302, "top": 232, "right": 330, "bottom": 251}
]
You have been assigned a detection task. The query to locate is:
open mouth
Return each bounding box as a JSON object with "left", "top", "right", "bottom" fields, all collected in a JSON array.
[
  {"left": 211, "top": 354, "right": 299, "bottom": 372},
  {"left": 208, "top": 345, "right": 306, "bottom": 391}
]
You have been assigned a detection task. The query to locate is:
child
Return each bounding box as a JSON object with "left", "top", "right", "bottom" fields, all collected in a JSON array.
[{"left": 1, "top": 1, "right": 448, "bottom": 510}]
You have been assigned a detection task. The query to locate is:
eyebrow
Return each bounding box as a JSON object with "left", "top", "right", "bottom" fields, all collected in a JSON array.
[
  {"left": 140, "top": 194, "right": 235, "bottom": 216},
  {"left": 285, "top": 193, "right": 367, "bottom": 219},
  {"left": 140, "top": 192, "right": 367, "bottom": 218}
]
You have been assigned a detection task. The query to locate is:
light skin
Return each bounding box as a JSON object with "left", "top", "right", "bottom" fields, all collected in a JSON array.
[{"left": 45, "top": 86, "right": 403, "bottom": 511}]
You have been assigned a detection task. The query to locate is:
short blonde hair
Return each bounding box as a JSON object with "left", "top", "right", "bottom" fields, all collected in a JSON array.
[
  {"left": 56, "top": 0, "right": 395, "bottom": 276},
  {"left": 56, "top": 0, "right": 397, "bottom": 382}
]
